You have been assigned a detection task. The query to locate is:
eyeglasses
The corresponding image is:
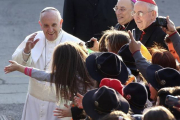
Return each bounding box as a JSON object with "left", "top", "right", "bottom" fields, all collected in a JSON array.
[
  {"left": 131, "top": 11, "right": 153, "bottom": 17},
  {"left": 113, "top": 6, "right": 127, "bottom": 12}
]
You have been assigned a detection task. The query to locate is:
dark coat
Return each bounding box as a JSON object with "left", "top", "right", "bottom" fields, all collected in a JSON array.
[
  {"left": 71, "top": 107, "right": 86, "bottom": 120},
  {"left": 138, "top": 23, "right": 168, "bottom": 49},
  {"left": 114, "top": 19, "right": 142, "bottom": 40},
  {"left": 62, "top": 0, "right": 118, "bottom": 42}
]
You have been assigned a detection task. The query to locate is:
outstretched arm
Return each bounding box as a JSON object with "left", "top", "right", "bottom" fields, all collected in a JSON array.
[
  {"left": 4, "top": 60, "right": 25, "bottom": 74},
  {"left": 4, "top": 60, "right": 52, "bottom": 82}
]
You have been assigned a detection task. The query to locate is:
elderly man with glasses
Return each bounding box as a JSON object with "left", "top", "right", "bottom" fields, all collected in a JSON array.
[
  {"left": 114, "top": 0, "right": 141, "bottom": 40},
  {"left": 12, "top": 7, "right": 83, "bottom": 120},
  {"left": 132, "top": 0, "right": 167, "bottom": 49}
]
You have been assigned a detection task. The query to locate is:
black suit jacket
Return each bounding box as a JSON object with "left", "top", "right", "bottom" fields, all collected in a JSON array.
[
  {"left": 114, "top": 19, "right": 142, "bottom": 40},
  {"left": 63, "top": 0, "right": 118, "bottom": 42},
  {"left": 139, "top": 23, "right": 168, "bottom": 49}
]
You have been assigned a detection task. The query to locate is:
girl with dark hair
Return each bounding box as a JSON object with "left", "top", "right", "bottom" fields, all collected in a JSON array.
[
  {"left": 142, "top": 106, "right": 176, "bottom": 120},
  {"left": 5, "top": 42, "right": 94, "bottom": 102}
]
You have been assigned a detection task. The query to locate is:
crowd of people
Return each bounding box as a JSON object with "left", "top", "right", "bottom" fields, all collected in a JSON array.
[{"left": 3, "top": 0, "right": 180, "bottom": 120}]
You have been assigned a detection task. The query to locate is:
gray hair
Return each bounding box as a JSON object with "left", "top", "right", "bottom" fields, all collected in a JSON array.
[
  {"left": 39, "top": 7, "right": 62, "bottom": 21},
  {"left": 117, "top": 0, "right": 135, "bottom": 9},
  {"left": 146, "top": 3, "right": 158, "bottom": 17},
  {"left": 130, "top": 1, "right": 135, "bottom": 8}
]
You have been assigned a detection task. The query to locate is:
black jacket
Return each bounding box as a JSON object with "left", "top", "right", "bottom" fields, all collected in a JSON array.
[
  {"left": 71, "top": 107, "right": 86, "bottom": 120},
  {"left": 139, "top": 23, "right": 168, "bottom": 49},
  {"left": 63, "top": 0, "right": 118, "bottom": 42},
  {"left": 114, "top": 19, "right": 142, "bottom": 40}
]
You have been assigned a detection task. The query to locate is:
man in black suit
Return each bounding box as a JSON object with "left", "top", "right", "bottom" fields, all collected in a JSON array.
[
  {"left": 114, "top": 0, "right": 141, "bottom": 40},
  {"left": 132, "top": 0, "right": 167, "bottom": 49},
  {"left": 62, "top": 0, "right": 117, "bottom": 42}
]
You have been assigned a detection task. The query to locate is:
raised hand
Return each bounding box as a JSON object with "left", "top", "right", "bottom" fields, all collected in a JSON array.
[
  {"left": 128, "top": 30, "right": 141, "bottom": 54},
  {"left": 89, "top": 37, "right": 99, "bottom": 51},
  {"left": 162, "top": 16, "right": 176, "bottom": 35},
  {"left": 74, "top": 93, "right": 84, "bottom": 109},
  {"left": 24, "top": 33, "right": 39, "bottom": 54},
  {"left": 4, "top": 60, "right": 19, "bottom": 74}
]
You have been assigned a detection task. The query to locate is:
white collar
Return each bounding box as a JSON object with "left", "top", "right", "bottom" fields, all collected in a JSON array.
[
  {"left": 31, "top": 30, "right": 64, "bottom": 64},
  {"left": 46, "top": 30, "right": 63, "bottom": 45}
]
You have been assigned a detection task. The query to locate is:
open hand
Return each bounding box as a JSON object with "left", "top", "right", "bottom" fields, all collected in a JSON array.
[
  {"left": 74, "top": 93, "right": 84, "bottom": 109},
  {"left": 53, "top": 104, "right": 72, "bottom": 118},
  {"left": 24, "top": 33, "right": 39, "bottom": 54},
  {"left": 4, "top": 60, "right": 19, "bottom": 74}
]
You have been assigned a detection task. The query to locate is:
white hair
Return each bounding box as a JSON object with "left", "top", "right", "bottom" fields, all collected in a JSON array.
[
  {"left": 39, "top": 7, "right": 62, "bottom": 21},
  {"left": 146, "top": 2, "right": 158, "bottom": 17}
]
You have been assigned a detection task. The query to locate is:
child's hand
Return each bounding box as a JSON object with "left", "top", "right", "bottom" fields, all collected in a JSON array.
[
  {"left": 4, "top": 60, "right": 19, "bottom": 74},
  {"left": 53, "top": 104, "right": 72, "bottom": 118},
  {"left": 89, "top": 37, "right": 99, "bottom": 51},
  {"left": 74, "top": 93, "right": 84, "bottom": 109}
]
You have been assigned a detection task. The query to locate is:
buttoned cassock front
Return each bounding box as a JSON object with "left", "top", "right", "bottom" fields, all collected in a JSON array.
[{"left": 12, "top": 30, "right": 83, "bottom": 120}]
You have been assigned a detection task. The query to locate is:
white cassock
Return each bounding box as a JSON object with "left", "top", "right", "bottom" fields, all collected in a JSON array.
[{"left": 12, "top": 30, "right": 84, "bottom": 120}]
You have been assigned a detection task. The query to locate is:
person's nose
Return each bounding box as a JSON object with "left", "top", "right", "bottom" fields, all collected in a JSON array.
[
  {"left": 116, "top": 10, "right": 122, "bottom": 15},
  {"left": 133, "top": 14, "right": 138, "bottom": 19},
  {"left": 134, "top": 15, "right": 140, "bottom": 22},
  {"left": 48, "top": 26, "right": 53, "bottom": 33}
]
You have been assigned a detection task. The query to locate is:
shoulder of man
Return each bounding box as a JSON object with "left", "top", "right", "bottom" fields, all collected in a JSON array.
[{"left": 62, "top": 30, "right": 84, "bottom": 43}]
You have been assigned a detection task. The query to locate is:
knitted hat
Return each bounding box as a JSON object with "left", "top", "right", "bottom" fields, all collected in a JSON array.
[{"left": 99, "top": 78, "right": 124, "bottom": 96}]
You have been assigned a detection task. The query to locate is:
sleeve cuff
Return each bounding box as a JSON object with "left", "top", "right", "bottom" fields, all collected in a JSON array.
[
  {"left": 24, "top": 67, "right": 33, "bottom": 76},
  {"left": 22, "top": 49, "right": 31, "bottom": 62},
  {"left": 169, "top": 31, "right": 177, "bottom": 37},
  {"left": 132, "top": 50, "right": 140, "bottom": 56}
]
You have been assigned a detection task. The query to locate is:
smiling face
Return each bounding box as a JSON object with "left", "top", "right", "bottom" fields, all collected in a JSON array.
[
  {"left": 39, "top": 10, "right": 63, "bottom": 41},
  {"left": 133, "top": 2, "right": 156, "bottom": 30},
  {"left": 115, "top": 0, "right": 134, "bottom": 25}
]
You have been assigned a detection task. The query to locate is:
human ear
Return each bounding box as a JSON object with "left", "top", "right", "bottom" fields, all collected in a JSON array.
[
  {"left": 60, "top": 19, "right": 63, "bottom": 28},
  {"left": 38, "top": 21, "right": 43, "bottom": 30},
  {"left": 151, "top": 10, "right": 157, "bottom": 20}
]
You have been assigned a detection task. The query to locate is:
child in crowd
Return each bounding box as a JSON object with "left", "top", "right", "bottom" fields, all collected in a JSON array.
[
  {"left": 90, "top": 28, "right": 130, "bottom": 53},
  {"left": 4, "top": 42, "right": 95, "bottom": 118},
  {"left": 142, "top": 106, "right": 176, "bottom": 120}
]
